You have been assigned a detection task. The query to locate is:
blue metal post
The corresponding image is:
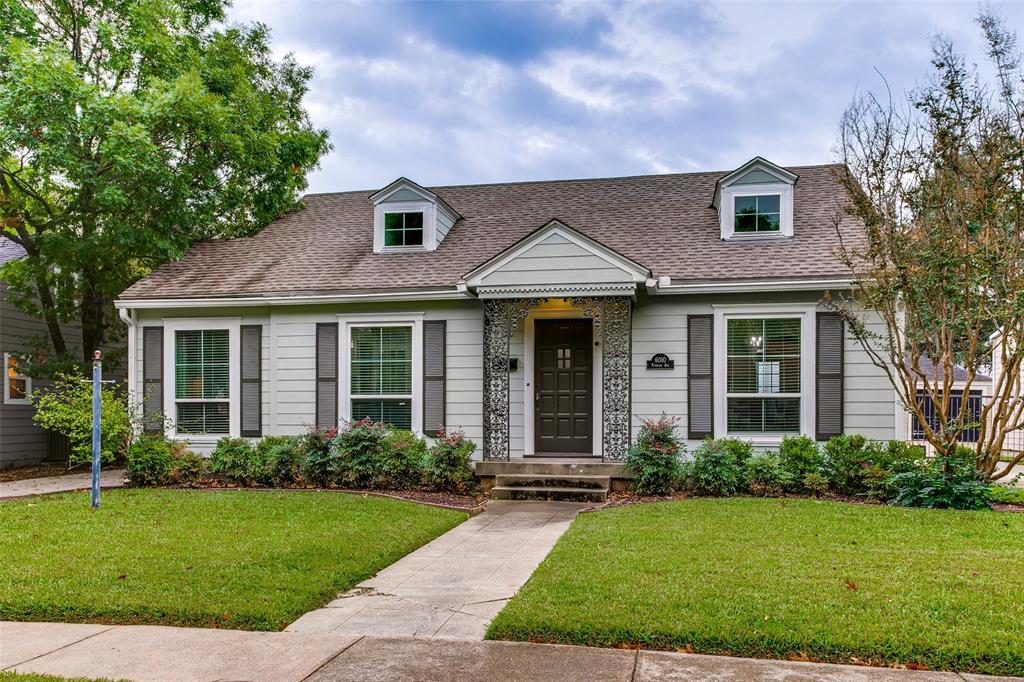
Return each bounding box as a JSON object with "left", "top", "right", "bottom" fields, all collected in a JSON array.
[{"left": 91, "top": 350, "right": 102, "bottom": 510}]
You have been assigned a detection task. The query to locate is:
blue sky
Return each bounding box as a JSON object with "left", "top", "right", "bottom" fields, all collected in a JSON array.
[{"left": 230, "top": 1, "right": 1024, "bottom": 194}]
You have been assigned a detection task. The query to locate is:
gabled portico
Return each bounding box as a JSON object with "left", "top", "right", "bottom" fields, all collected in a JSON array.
[{"left": 463, "top": 220, "right": 651, "bottom": 463}]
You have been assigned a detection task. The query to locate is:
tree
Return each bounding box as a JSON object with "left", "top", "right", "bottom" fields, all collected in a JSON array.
[
  {"left": 0, "top": 0, "right": 330, "bottom": 373},
  {"left": 832, "top": 11, "right": 1024, "bottom": 480}
]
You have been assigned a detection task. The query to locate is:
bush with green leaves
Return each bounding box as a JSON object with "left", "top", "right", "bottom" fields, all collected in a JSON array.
[
  {"left": 744, "top": 452, "right": 794, "bottom": 497},
  {"left": 778, "top": 435, "right": 823, "bottom": 488},
  {"left": 31, "top": 374, "right": 133, "bottom": 466},
  {"left": 209, "top": 437, "right": 259, "bottom": 484},
  {"left": 126, "top": 435, "right": 174, "bottom": 486},
  {"left": 169, "top": 448, "right": 207, "bottom": 485},
  {"left": 253, "top": 435, "right": 302, "bottom": 486},
  {"left": 821, "top": 434, "right": 870, "bottom": 494},
  {"left": 329, "top": 418, "right": 391, "bottom": 488},
  {"left": 297, "top": 426, "right": 339, "bottom": 485},
  {"left": 626, "top": 415, "right": 684, "bottom": 495},
  {"left": 803, "top": 472, "right": 830, "bottom": 497},
  {"left": 683, "top": 437, "right": 752, "bottom": 496},
  {"left": 423, "top": 428, "right": 476, "bottom": 492},
  {"left": 890, "top": 453, "right": 992, "bottom": 510},
  {"left": 381, "top": 428, "right": 428, "bottom": 489}
]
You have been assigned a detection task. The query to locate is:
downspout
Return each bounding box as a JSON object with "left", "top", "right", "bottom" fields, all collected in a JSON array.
[{"left": 118, "top": 307, "right": 139, "bottom": 434}]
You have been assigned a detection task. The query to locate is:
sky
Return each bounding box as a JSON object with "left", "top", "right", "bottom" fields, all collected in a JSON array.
[{"left": 229, "top": 0, "right": 1024, "bottom": 194}]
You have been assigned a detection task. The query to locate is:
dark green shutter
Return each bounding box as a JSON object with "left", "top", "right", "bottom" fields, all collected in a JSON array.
[
  {"left": 240, "top": 325, "right": 262, "bottom": 437},
  {"left": 687, "top": 315, "right": 713, "bottom": 440},
  {"left": 423, "top": 320, "right": 446, "bottom": 436},
  {"left": 316, "top": 323, "right": 338, "bottom": 429},
  {"left": 142, "top": 327, "right": 163, "bottom": 433},
  {"left": 816, "top": 312, "right": 844, "bottom": 440}
]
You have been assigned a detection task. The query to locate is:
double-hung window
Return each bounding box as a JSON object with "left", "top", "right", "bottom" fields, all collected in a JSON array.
[
  {"left": 4, "top": 352, "right": 31, "bottom": 404},
  {"left": 174, "top": 329, "right": 230, "bottom": 434},
  {"left": 350, "top": 325, "right": 413, "bottom": 429},
  {"left": 726, "top": 318, "right": 801, "bottom": 432}
]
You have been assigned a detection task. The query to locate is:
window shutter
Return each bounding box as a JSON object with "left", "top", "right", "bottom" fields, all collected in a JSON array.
[
  {"left": 316, "top": 323, "right": 338, "bottom": 429},
  {"left": 142, "top": 327, "right": 163, "bottom": 434},
  {"left": 423, "top": 320, "right": 446, "bottom": 436},
  {"left": 816, "top": 312, "right": 844, "bottom": 440},
  {"left": 687, "top": 315, "right": 713, "bottom": 440},
  {"left": 240, "top": 325, "right": 262, "bottom": 437}
]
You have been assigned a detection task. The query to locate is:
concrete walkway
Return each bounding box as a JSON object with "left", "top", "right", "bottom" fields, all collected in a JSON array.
[
  {"left": 3, "top": 621, "right": 1017, "bottom": 682},
  {"left": 287, "top": 500, "right": 582, "bottom": 640},
  {"left": 0, "top": 468, "right": 125, "bottom": 499}
]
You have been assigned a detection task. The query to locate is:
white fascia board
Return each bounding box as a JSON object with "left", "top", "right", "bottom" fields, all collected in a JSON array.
[
  {"left": 654, "top": 278, "right": 853, "bottom": 295},
  {"left": 115, "top": 288, "right": 470, "bottom": 309},
  {"left": 476, "top": 282, "right": 638, "bottom": 299}
]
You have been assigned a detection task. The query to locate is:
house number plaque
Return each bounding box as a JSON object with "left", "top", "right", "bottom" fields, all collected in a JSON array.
[{"left": 646, "top": 353, "right": 674, "bottom": 369}]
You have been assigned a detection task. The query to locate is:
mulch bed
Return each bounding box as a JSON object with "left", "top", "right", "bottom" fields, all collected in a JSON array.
[
  {"left": 0, "top": 463, "right": 89, "bottom": 483},
  {"left": 591, "top": 490, "right": 1024, "bottom": 513}
]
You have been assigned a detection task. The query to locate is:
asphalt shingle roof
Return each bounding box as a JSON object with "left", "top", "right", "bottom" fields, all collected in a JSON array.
[{"left": 120, "top": 164, "right": 860, "bottom": 300}]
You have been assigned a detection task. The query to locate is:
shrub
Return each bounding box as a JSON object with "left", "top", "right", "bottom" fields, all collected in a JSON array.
[
  {"left": 744, "top": 452, "right": 793, "bottom": 496},
  {"left": 803, "top": 472, "right": 830, "bottom": 497},
  {"left": 329, "top": 418, "right": 390, "bottom": 488},
  {"left": 822, "top": 434, "right": 870, "bottom": 494},
  {"left": 626, "top": 415, "right": 683, "bottom": 495},
  {"left": 297, "top": 426, "right": 339, "bottom": 486},
  {"left": 169, "top": 448, "right": 207, "bottom": 485},
  {"left": 253, "top": 435, "right": 302, "bottom": 486},
  {"left": 31, "top": 374, "right": 133, "bottom": 466},
  {"left": 381, "top": 429, "right": 428, "bottom": 489},
  {"left": 684, "top": 438, "right": 752, "bottom": 496},
  {"left": 890, "top": 454, "right": 992, "bottom": 510},
  {"left": 126, "top": 435, "right": 174, "bottom": 486},
  {"left": 778, "top": 435, "right": 823, "bottom": 487},
  {"left": 209, "top": 437, "right": 258, "bottom": 484},
  {"left": 423, "top": 427, "right": 476, "bottom": 492}
]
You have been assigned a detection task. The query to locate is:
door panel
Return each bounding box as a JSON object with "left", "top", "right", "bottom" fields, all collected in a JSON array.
[{"left": 534, "top": 319, "right": 593, "bottom": 454}]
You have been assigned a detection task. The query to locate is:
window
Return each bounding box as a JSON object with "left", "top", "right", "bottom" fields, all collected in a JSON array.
[
  {"left": 174, "top": 329, "right": 229, "bottom": 435},
  {"left": 4, "top": 353, "right": 31, "bottom": 404},
  {"left": 384, "top": 212, "right": 424, "bottom": 247},
  {"left": 726, "top": 318, "right": 800, "bottom": 432},
  {"left": 913, "top": 390, "right": 983, "bottom": 442},
  {"left": 734, "top": 194, "right": 780, "bottom": 233},
  {"left": 350, "top": 325, "right": 413, "bottom": 429}
]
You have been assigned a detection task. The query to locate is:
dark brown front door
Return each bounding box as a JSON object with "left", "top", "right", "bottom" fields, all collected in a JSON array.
[{"left": 535, "top": 319, "right": 593, "bottom": 454}]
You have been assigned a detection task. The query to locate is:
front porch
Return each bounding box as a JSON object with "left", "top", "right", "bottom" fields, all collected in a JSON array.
[{"left": 475, "top": 457, "right": 634, "bottom": 502}]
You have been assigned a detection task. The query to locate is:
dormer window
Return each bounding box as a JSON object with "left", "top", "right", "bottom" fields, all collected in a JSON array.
[
  {"left": 371, "top": 177, "right": 462, "bottom": 254},
  {"left": 713, "top": 157, "right": 797, "bottom": 241},
  {"left": 384, "top": 211, "right": 424, "bottom": 247},
  {"left": 734, "top": 194, "right": 781, "bottom": 233}
]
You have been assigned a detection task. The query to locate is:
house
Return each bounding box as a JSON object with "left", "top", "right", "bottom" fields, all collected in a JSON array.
[{"left": 114, "top": 157, "right": 907, "bottom": 495}]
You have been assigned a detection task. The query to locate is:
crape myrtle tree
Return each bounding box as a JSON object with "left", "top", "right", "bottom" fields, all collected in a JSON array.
[
  {"left": 832, "top": 11, "right": 1024, "bottom": 480},
  {"left": 0, "top": 0, "right": 330, "bottom": 375}
]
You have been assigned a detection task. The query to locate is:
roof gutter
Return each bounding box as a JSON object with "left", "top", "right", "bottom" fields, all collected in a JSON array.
[
  {"left": 114, "top": 287, "right": 471, "bottom": 310},
  {"left": 653, "top": 277, "right": 854, "bottom": 295}
]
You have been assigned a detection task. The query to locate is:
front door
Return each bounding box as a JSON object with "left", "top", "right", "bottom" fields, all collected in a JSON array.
[{"left": 535, "top": 319, "right": 593, "bottom": 454}]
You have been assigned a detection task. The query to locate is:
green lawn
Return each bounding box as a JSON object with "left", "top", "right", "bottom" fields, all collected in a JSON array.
[
  {"left": 487, "top": 498, "right": 1024, "bottom": 676},
  {"left": 0, "top": 489, "right": 464, "bottom": 630}
]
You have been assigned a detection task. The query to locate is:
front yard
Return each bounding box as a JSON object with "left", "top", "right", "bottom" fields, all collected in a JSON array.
[
  {"left": 487, "top": 498, "right": 1024, "bottom": 677},
  {"left": 0, "top": 489, "right": 464, "bottom": 630}
]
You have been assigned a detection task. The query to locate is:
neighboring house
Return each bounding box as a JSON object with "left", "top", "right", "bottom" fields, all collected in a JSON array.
[{"left": 115, "top": 157, "right": 908, "bottom": 492}]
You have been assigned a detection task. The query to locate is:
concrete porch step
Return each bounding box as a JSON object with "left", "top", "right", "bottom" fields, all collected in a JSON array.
[
  {"left": 494, "top": 474, "right": 610, "bottom": 490},
  {"left": 490, "top": 485, "right": 608, "bottom": 503},
  {"left": 476, "top": 460, "right": 627, "bottom": 477}
]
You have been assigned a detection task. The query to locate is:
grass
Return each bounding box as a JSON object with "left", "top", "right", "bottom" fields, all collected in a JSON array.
[
  {"left": 487, "top": 498, "right": 1024, "bottom": 676},
  {"left": 0, "top": 488, "right": 464, "bottom": 630}
]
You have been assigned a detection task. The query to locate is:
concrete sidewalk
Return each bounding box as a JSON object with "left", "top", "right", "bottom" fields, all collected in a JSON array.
[
  {"left": 0, "top": 468, "right": 125, "bottom": 499},
  {"left": 287, "top": 500, "right": 582, "bottom": 639},
  {"left": 2, "top": 621, "right": 1017, "bottom": 682}
]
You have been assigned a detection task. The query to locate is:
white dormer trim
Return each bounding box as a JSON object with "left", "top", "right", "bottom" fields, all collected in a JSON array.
[
  {"left": 713, "top": 157, "right": 797, "bottom": 241},
  {"left": 371, "top": 177, "right": 461, "bottom": 254}
]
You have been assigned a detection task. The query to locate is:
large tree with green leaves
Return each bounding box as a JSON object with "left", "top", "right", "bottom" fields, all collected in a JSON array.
[
  {"left": 833, "top": 11, "right": 1024, "bottom": 480},
  {"left": 0, "top": 0, "right": 330, "bottom": 373}
]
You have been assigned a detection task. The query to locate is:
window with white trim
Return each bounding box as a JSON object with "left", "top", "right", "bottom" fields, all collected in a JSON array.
[
  {"left": 726, "top": 318, "right": 801, "bottom": 432},
  {"left": 383, "top": 211, "right": 424, "bottom": 247},
  {"left": 734, "top": 194, "right": 781, "bottom": 233},
  {"left": 4, "top": 352, "right": 31, "bottom": 404},
  {"left": 174, "top": 329, "right": 229, "bottom": 434},
  {"left": 350, "top": 325, "right": 413, "bottom": 429}
]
